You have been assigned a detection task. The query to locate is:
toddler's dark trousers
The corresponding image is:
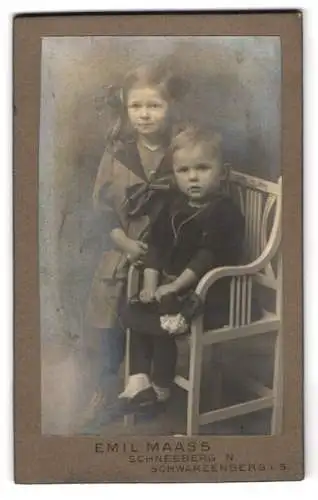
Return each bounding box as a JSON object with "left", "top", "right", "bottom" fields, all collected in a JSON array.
[{"left": 129, "top": 328, "right": 177, "bottom": 388}]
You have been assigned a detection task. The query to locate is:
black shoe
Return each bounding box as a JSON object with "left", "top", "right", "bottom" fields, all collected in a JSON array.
[
  {"left": 101, "top": 386, "right": 158, "bottom": 421},
  {"left": 80, "top": 388, "right": 164, "bottom": 431},
  {"left": 125, "top": 386, "right": 158, "bottom": 409}
]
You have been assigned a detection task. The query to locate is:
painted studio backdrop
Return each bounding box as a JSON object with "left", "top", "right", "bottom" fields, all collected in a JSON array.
[{"left": 39, "top": 36, "right": 281, "bottom": 435}]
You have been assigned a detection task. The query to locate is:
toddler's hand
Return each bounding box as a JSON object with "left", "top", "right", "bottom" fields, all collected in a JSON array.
[
  {"left": 155, "top": 283, "right": 177, "bottom": 301},
  {"left": 139, "top": 288, "right": 156, "bottom": 303}
]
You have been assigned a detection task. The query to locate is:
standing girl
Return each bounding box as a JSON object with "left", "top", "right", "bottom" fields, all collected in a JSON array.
[{"left": 83, "top": 62, "right": 187, "bottom": 428}]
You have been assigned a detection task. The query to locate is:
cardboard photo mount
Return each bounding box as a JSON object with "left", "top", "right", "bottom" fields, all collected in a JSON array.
[{"left": 13, "top": 11, "right": 303, "bottom": 483}]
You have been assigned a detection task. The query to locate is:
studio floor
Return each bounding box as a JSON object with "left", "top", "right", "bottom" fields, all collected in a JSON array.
[
  {"left": 42, "top": 334, "right": 273, "bottom": 437},
  {"left": 91, "top": 353, "right": 272, "bottom": 437},
  {"left": 96, "top": 385, "right": 272, "bottom": 438}
]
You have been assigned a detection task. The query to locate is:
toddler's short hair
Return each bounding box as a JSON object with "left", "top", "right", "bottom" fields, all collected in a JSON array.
[{"left": 171, "top": 125, "right": 223, "bottom": 165}]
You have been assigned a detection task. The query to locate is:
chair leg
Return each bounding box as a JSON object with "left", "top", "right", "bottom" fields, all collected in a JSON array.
[
  {"left": 271, "top": 328, "right": 283, "bottom": 435},
  {"left": 124, "top": 414, "right": 135, "bottom": 427},
  {"left": 124, "top": 328, "right": 135, "bottom": 427},
  {"left": 271, "top": 253, "right": 283, "bottom": 435},
  {"left": 124, "top": 265, "right": 142, "bottom": 428},
  {"left": 210, "top": 344, "right": 223, "bottom": 409},
  {"left": 187, "top": 320, "right": 203, "bottom": 436}
]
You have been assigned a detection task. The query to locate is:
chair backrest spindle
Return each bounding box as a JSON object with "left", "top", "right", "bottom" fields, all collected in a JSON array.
[
  {"left": 229, "top": 171, "right": 281, "bottom": 267},
  {"left": 226, "top": 171, "right": 282, "bottom": 326}
]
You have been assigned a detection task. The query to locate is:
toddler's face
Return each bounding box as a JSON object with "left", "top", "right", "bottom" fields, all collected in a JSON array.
[
  {"left": 173, "top": 143, "right": 223, "bottom": 202},
  {"left": 127, "top": 86, "right": 169, "bottom": 139}
]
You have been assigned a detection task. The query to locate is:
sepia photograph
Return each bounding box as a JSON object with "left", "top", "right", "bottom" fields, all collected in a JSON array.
[
  {"left": 13, "top": 10, "right": 304, "bottom": 483},
  {"left": 39, "top": 35, "right": 283, "bottom": 438}
]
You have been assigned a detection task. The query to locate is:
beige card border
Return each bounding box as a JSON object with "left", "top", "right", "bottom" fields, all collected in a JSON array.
[{"left": 13, "top": 11, "right": 303, "bottom": 483}]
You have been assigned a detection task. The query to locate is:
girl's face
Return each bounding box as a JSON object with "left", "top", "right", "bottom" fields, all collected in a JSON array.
[
  {"left": 126, "top": 86, "right": 170, "bottom": 139},
  {"left": 173, "top": 143, "right": 223, "bottom": 202}
]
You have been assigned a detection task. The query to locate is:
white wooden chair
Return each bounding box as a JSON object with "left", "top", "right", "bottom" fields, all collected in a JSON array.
[{"left": 125, "top": 170, "right": 283, "bottom": 436}]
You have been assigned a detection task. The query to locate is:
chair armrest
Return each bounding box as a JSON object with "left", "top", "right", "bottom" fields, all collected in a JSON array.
[
  {"left": 196, "top": 205, "right": 281, "bottom": 302},
  {"left": 195, "top": 263, "right": 258, "bottom": 301},
  {"left": 196, "top": 185, "right": 282, "bottom": 301}
]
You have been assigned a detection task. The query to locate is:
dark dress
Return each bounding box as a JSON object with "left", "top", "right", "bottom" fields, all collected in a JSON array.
[{"left": 121, "top": 191, "right": 246, "bottom": 387}]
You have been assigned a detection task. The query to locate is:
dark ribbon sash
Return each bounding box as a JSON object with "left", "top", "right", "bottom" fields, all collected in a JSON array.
[{"left": 125, "top": 176, "right": 171, "bottom": 218}]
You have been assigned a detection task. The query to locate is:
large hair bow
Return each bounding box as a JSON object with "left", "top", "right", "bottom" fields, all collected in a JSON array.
[{"left": 94, "top": 84, "right": 123, "bottom": 114}]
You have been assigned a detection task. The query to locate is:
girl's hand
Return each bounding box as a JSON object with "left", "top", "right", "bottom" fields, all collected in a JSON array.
[
  {"left": 126, "top": 239, "right": 148, "bottom": 263},
  {"left": 139, "top": 288, "right": 156, "bottom": 303},
  {"left": 155, "top": 283, "right": 178, "bottom": 301}
]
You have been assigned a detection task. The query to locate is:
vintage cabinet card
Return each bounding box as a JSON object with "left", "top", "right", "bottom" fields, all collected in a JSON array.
[{"left": 13, "top": 11, "right": 303, "bottom": 483}]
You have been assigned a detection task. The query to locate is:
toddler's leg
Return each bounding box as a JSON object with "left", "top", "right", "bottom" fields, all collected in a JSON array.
[
  {"left": 152, "top": 335, "right": 177, "bottom": 401},
  {"left": 119, "top": 331, "right": 153, "bottom": 398}
]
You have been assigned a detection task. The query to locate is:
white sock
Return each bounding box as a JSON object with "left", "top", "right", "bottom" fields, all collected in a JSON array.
[
  {"left": 119, "top": 373, "right": 151, "bottom": 399},
  {"left": 152, "top": 382, "right": 171, "bottom": 402}
]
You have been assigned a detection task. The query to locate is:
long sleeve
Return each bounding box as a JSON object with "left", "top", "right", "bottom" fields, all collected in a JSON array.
[
  {"left": 143, "top": 243, "right": 163, "bottom": 271},
  {"left": 186, "top": 198, "right": 244, "bottom": 278},
  {"left": 93, "top": 148, "right": 122, "bottom": 230},
  {"left": 186, "top": 248, "right": 215, "bottom": 279},
  {"left": 204, "top": 199, "right": 245, "bottom": 266},
  {"left": 98, "top": 185, "right": 122, "bottom": 231}
]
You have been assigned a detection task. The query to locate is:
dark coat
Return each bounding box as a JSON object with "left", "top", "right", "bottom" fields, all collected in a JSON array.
[
  {"left": 122, "top": 191, "right": 249, "bottom": 334},
  {"left": 145, "top": 191, "right": 244, "bottom": 279}
]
